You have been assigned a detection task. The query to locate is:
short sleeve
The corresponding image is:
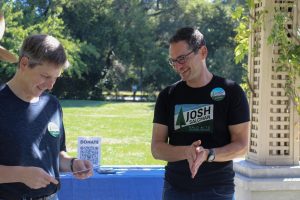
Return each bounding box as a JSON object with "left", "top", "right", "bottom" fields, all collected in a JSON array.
[
  {"left": 153, "top": 87, "right": 170, "bottom": 126},
  {"left": 227, "top": 83, "right": 250, "bottom": 125},
  {"left": 58, "top": 101, "right": 67, "bottom": 152}
]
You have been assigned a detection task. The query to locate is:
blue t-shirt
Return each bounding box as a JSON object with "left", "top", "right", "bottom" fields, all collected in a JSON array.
[
  {"left": 153, "top": 75, "right": 250, "bottom": 192},
  {"left": 0, "top": 84, "right": 66, "bottom": 199}
]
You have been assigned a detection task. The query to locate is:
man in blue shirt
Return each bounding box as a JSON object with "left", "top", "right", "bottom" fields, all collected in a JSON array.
[{"left": 0, "top": 33, "right": 93, "bottom": 200}]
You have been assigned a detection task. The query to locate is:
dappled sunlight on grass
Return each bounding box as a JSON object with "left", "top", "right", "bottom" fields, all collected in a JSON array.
[{"left": 61, "top": 100, "right": 164, "bottom": 165}]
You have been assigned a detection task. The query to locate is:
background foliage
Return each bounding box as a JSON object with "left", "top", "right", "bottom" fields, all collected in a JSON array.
[
  {"left": 232, "top": 0, "right": 300, "bottom": 112},
  {"left": 1, "top": 0, "right": 247, "bottom": 99}
]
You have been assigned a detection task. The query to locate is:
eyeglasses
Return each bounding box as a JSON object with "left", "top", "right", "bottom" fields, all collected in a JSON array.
[
  {"left": 168, "top": 39, "right": 206, "bottom": 68},
  {"left": 168, "top": 50, "right": 194, "bottom": 68}
]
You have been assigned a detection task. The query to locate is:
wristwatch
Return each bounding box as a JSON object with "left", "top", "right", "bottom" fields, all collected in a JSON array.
[{"left": 206, "top": 148, "right": 215, "bottom": 162}]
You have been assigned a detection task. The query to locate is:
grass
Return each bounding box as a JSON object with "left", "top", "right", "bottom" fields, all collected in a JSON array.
[
  {"left": 102, "top": 90, "right": 158, "bottom": 96},
  {"left": 60, "top": 100, "right": 165, "bottom": 166}
]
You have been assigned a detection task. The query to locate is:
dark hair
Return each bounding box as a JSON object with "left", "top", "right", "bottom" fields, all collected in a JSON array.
[
  {"left": 19, "top": 34, "right": 69, "bottom": 69},
  {"left": 169, "top": 27, "right": 206, "bottom": 52}
]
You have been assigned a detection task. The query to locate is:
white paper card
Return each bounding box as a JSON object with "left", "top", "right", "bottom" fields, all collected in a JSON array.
[{"left": 77, "top": 137, "right": 101, "bottom": 166}]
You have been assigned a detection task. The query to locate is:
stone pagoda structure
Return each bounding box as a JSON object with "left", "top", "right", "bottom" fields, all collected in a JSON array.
[{"left": 234, "top": 0, "right": 300, "bottom": 199}]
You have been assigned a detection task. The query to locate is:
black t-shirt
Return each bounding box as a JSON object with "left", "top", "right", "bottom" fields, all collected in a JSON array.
[
  {"left": 153, "top": 75, "right": 250, "bottom": 191},
  {"left": 0, "top": 85, "right": 66, "bottom": 200}
]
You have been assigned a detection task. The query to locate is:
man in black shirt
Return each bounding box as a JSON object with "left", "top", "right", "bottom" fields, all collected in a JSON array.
[{"left": 151, "top": 27, "right": 250, "bottom": 200}]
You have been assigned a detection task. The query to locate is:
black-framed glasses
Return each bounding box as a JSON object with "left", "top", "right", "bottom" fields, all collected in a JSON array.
[{"left": 168, "top": 50, "right": 194, "bottom": 68}]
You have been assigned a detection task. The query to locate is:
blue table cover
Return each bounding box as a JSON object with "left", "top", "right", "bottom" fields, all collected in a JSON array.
[{"left": 58, "top": 166, "right": 165, "bottom": 200}]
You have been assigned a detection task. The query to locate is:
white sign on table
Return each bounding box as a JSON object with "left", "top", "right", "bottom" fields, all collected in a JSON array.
[{"left": 77, "top": 137, "right": 101, "bottom": 166}]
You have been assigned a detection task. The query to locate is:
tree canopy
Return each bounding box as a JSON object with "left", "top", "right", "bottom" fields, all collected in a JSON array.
[{"left": 1, "top": 0, "right": 247, "bottom": 100}]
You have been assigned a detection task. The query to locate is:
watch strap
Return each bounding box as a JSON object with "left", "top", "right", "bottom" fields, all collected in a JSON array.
[{"left": 207, "top": 148, "right": 215, "bottom": 162}]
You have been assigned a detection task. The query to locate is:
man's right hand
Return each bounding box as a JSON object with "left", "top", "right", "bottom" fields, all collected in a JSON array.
[
  {"left": 185, "top": 140, "right": 208, "bottom": 179},
  {"left": 20, "top": 167, "right": 59, "bottom": 189}
]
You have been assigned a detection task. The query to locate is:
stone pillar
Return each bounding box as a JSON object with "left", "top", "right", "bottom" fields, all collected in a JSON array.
[
  {"left": 234, "top": 0, "right": 300, "bottom": 199},
  {"left": 234, "top": 159, "right": 300, "bottom": 200}
]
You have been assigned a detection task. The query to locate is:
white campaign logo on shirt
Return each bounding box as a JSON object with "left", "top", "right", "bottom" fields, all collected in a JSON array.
[
  {"left": 174, "top": 104, "right": 214, "bottom": 132},
  {"left": 210, "top": 87, "right": 226, "bottom": 101},
  {"left": 47, "top": 122, "right": 60, "bottom": 137}
]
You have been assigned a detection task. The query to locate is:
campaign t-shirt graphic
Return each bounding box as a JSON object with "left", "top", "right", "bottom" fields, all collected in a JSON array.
[{"left": 174, "top": 104, "right": 214, "bottom": 133}]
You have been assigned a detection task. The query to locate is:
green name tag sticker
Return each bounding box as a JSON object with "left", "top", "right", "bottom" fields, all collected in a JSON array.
[{"left": 48, "top": 122, "right": 60, "bottom": 137}]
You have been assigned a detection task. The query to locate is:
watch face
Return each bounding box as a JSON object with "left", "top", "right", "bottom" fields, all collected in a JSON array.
[
  {"left": 207, "top": 149, "right": 215, "bottom": 162},
  {"left": 208, "top": 154, "right": 215, "bottom": 162}
]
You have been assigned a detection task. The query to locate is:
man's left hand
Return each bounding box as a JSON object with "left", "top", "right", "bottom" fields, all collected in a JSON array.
[{"left": 190, "top": 146, "right": 208, "bottom": 179}]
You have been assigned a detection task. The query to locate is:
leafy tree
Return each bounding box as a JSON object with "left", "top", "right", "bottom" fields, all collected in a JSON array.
[
  {"left": 0, "top": 0, "right": 87, "bottom": 88},
  {"left": 1, "top": 0, "right": 248, "bottom": 99}
]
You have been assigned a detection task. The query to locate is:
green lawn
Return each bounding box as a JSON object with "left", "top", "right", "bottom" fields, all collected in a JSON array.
[{"left": 61, "top": 100, "right": 165, "bottom": 166}]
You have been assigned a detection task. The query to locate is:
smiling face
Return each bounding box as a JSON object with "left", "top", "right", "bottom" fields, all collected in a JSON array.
[
  {"left": 19, "top": 56, "right": 62, "bottom": 100},
  {"left": 168, "top": 27, "right": 212, "bottom": 87},
  {"left": 169, "top": 41, "right": 202, "bottom": 85}
]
